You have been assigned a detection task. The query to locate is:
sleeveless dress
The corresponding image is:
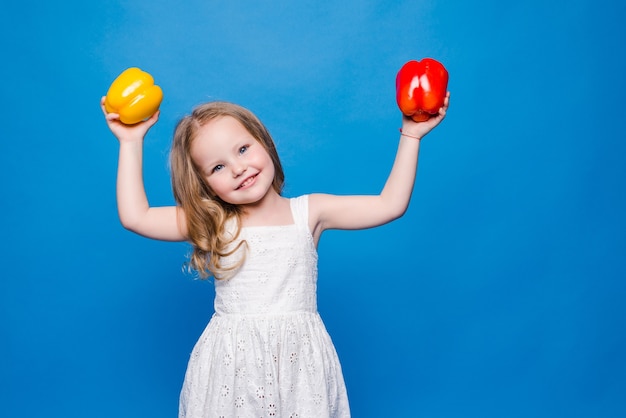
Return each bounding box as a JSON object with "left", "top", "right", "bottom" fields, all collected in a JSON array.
[{"left": 179, "top": 195, "right": 350, "bottom": 418}]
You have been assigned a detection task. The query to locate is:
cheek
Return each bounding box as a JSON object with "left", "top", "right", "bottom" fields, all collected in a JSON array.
[
  {"left": 260, "top": 150, "right": 275, "bottom": 170},
  {"left": 267, "top": 160, "right": 276, "bottom": 177},
  {"left": 205, "top": 176, "right": 225, "bottom": 194},
  {"left": 261, "top": 156, "right": 276, "bottom": 179}
]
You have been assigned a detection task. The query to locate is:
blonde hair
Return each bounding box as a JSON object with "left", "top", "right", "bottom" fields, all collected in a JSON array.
[{"left": 170, "top": 102, "right": 285, "bottom": 279}]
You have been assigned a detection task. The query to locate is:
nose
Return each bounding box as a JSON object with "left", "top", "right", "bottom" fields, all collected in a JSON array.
[{"left": 232, "top": 161, "right": 247, "bottom": 177}]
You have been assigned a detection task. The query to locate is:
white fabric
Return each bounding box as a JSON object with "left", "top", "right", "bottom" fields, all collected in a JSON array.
[{"left": 179, "top": 195, "right": 350, "bottom": 418}]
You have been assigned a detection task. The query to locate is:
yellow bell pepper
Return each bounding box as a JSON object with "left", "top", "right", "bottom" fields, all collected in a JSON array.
[{"left": 105, "top": 67, "right": 163, "bottom": 125}]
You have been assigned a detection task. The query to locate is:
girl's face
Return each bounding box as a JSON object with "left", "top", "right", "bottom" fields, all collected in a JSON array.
[{"left": 190, "top": 116, "right": 276, "bottom": 206}]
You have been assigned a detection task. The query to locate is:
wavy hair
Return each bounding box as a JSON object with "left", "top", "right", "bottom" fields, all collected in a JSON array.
[{"left": 170, "top": 102, "right": 284, "bottom": 279}]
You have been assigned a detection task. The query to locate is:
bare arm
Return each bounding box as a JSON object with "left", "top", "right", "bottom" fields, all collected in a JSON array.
[
  {"left": 309, "top": 93, "right": 449, "bottom": 241},
  {"left": 101, "top": 97, "right": 187, "bottom": 241}
]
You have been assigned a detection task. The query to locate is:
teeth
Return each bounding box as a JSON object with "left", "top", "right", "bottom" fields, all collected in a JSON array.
[{"left": 239, "top": 175, "right": 255, "bottom": 189}]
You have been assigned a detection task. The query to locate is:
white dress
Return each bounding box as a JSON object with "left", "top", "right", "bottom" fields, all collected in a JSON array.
[{"left": 179, "top": 195, "right": 350, "bottom": 418}]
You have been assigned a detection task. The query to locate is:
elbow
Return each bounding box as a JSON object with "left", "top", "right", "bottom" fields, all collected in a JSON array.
[
  {"left": 379, "top": 191, "right": 411, "bottom": 224},
  {"left": 119, "top": 219, "right": 138, "bottom": 233},
  {"left": 379, "top": 199, "right": 409, "bottom": 225},
  {"left": 388, "top": 204, "right": 408, "bottom": 222},
  {"left": 118, "top": 213, "right": 143, "bottom": 234}
]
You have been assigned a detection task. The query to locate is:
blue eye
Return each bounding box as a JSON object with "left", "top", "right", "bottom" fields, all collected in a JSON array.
[
  {"left": 239, "top": 145, "right": 249, "bottom": 154},
  {"left": 212, "top": 164, "right": 224, "bottom": 173}
]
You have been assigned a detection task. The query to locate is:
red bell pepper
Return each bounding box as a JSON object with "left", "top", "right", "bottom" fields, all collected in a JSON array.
[{"left": 396, "top": 58, "right": 449, "bottom": 122}]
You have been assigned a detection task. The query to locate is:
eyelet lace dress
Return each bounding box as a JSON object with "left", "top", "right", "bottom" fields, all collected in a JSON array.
[{"left": 179, "top": 195, "right": 350, "bottom": 417}]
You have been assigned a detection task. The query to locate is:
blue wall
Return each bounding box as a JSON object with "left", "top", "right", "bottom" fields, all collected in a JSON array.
[{"left": 1, "top": 1, "right": 625, "bottom": 416}]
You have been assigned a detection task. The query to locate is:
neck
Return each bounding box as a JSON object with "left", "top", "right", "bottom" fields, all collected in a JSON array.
[{"left": 240, "top": 189, "right": 290, "bottom": 226}]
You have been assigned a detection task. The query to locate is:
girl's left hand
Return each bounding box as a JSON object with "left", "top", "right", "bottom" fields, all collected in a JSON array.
[{"left": 400, "top": 92, "right": 450, "bottom": 140}]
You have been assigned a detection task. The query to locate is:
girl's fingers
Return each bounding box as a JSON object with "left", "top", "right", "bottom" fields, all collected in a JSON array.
[
  {"left": 100, "top": 97, "right": 113, "bottom": 117},
  {"left": 106, "top": 112, "right": 121, "bottom": 121},
  {"left": 142, "top": 110, "right": 160, "bottom": 127}
]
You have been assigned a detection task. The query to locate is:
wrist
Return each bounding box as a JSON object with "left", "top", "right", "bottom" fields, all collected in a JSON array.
[
  {"left": 398, "top": 128, "right": 421, "bottom": 140},
  {"left": 118, "top": 137, "right": 145, "bottom": 148}
]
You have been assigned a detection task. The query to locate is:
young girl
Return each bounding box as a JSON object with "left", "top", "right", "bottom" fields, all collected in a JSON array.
[{"left": 101, "top": 93, "right": 449, "bottom": 417}]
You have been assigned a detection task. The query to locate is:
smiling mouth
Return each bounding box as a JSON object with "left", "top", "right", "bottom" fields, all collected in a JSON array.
[{"left": 236, "top": 174, "right": 258, "bottom": 190}]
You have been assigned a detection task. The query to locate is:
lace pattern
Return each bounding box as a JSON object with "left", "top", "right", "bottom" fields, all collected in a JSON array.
[{"left": 179, "top": 196, "right": 350, "bottom": 417}]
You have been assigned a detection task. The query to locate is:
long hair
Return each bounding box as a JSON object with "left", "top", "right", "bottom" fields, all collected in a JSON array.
[{"left": 170, "top": 102, "right": 285, "bottom": 279}]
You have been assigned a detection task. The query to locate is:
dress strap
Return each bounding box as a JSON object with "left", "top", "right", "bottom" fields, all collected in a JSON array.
[{"left": 289, "top": 195, "right": 310, "bottom": 230}]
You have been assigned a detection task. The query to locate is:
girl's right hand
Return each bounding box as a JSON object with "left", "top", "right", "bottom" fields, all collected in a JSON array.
[{"left": 100, "top": 96, "right": 160, "bottom": 143}]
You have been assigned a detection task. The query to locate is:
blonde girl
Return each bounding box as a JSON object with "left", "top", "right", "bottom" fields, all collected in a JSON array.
[{"left": 101, "top": 92, "right": 449, "bottom": 418}]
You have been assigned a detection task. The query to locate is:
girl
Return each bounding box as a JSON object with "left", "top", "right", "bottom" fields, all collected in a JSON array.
[{"left": 101, "top": 93, "right": 449, "bottom": 418}]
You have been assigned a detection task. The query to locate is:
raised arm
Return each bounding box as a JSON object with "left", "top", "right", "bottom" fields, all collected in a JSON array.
[
  {"left": 101, "top": 97, "right": 187, "bottom": 241},
  {"left": 309, "top": 93, "right": 449, "bottom": 241}
]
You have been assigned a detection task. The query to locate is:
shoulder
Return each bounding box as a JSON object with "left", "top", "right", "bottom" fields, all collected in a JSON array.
[
  {"left": 290, "top": 194, "right": 310, "bottom": 207},
  {"left": 306, "top": 193, "right": 334, "bottom": 240},
  {"left": 288, "top": 194, "right": 310, "bottom": 222},
  {"left": 301, "top": 193, "right": 327, "bottom": 220},
  {"left": 307, "top": 193, "right": 346, "bottom": 216}
]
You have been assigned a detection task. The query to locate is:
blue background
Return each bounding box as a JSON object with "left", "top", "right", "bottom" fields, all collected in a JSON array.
[{"left": 1, "top": 1, "right": 625, "bottom": 417}]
